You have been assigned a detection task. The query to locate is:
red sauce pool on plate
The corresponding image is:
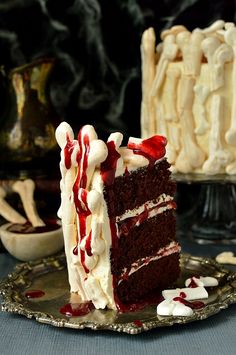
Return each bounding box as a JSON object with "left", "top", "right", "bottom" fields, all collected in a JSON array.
[
  {"left": 25, "top": 290, "right": 45, "bottom": 299},
  {"left": 60, "top": 302, "right": 94, "bottom": 317}
]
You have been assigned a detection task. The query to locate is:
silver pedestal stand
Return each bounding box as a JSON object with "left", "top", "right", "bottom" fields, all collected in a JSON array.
[{"left": 175, "top": 173, "right": 236, "bottom": 245}]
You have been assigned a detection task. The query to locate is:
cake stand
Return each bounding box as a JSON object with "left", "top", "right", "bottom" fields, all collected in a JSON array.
[{"left": 174, "top": 173, "right": 236, "bottom": 245}]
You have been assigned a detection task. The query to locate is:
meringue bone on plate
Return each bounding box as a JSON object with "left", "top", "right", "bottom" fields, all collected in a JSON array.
[
  {"left": 157, "top": 299, "right": 194, "bottom": 317},
  {"left": 162, "top": 286, "right": 208, "bottom": 301}
]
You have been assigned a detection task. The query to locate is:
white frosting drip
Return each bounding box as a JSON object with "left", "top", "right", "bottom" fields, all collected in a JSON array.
[{"left": 141, "top": 20, "right": 236, "bottom": 174}]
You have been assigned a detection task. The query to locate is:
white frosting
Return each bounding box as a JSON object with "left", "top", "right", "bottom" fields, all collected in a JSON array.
[
  {"left": 116, "top": 194, "right": 174, "bottom": 223},
  {"left": 56, "top": 122, "right": 174, "bottom": 310},
  {"left": 141, "top": 20, "right": 236, "bottom": 174}
]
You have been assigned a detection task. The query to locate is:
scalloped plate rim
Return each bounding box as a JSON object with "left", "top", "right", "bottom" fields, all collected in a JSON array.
[{"left": 1, "top": 253, "right": 236, "bottom": 335}]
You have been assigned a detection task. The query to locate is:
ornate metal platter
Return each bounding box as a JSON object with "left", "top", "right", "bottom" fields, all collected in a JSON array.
[{"left": 1, "top": 253, "right": 236, "bottom": 334}]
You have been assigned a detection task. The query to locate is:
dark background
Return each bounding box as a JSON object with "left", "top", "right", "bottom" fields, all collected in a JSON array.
[
  {"left": 0, "top": 0, "right": 235, "bottom": 220},
  {"left": 0, "top": 0, "right": 235, "bottom": 142}
]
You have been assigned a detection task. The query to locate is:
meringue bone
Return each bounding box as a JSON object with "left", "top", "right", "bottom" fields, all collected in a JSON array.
[{"left": 162, "top": 286, "right": 208, "bottom": 301}]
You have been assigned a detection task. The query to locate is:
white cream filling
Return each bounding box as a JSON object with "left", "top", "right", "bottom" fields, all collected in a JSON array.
[
  {"left": 118, "top": 241, "right": 180, "bottom": 284},
  {"left": 116, "top": 194, "right": 174, "bottom": 223}
]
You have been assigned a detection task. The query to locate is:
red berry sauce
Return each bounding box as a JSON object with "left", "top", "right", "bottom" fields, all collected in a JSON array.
[
  {"left": 25, "top": 290, "right": 45, "bottom": 299},
  {"left": 60, "top": 302, "right": 94, "bottom": 317}
]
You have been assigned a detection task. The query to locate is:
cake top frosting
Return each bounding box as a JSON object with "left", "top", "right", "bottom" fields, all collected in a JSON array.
[{"left": 56, "top": 122, "right": 167, "bottom": 183}]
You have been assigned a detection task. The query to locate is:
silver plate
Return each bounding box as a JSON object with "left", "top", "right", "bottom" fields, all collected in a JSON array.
[{"left": 1, "top": 253, "right": 236, "bottom": 334}]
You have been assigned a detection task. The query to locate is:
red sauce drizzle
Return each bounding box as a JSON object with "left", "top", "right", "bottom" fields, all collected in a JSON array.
[
  {"left": 124, "top": 166, "right": 129, "bottom": 176},
  {"left": 73, "top": 188, "right": 91, "bottom": 236},
  {"left": 188, "top": 277, "right": 200, "bottom": 288},
  {"left": 173, "top": 297, "right": 204, "bottom": 310},
  {"left": 118, "top": 205, "right": 148, "bottom": 237},
  {"left": 60, "top": 302, "right": 94, "bottom": 317},
  {"left": 133, "top": 320, "right": 143, "bottom": 327},
  {"left": 128, "top": 135, "right": 167, "bottom": 166},
  {"left": 114, "top": 292, "right": 164, "bottom": 313},
  {"left": 25, "top": 290, "right": 45, "bottom": 299},
  {"left": 85, "top": 232, "right": 92, "bottom": 257},
  {"left": 100, "top": 140, "right": 121, "bottom": 185},
  {"left": 71, "top": 129, "right": 92, "bottom": 273},
  {"left": 73, "top": 245, "right": 78, "bottom": 255},
  {"left": 80, "top": 250, "right": 89, "bottom": 273},
  {"left": 169, "top": 201, "right": 177, "bottom": 210},
  {"left": 64, "top": 133, "right": 76, "bottom": 169}
]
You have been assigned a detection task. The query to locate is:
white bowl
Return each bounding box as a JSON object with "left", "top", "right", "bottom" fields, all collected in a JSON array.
[{"left": 0, "top": 222, "right": 64, "bottom": 261}]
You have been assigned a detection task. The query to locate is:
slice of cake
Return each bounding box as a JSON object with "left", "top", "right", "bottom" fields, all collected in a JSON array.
[
  {"left": 56, "top": 122, "right": 180, "bottom": 311},
  {"left": 141, "top": 20, "right": 236, "bottom": 174}
]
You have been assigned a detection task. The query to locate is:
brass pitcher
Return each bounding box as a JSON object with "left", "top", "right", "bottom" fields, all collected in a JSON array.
[{"left": 0, "top": 58, "right": 61, "bottom": 179}]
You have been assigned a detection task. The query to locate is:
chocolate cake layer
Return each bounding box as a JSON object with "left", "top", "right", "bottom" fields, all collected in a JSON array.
[
  {"left": 111, "top": 210, "right": 176, "bottom": 275},
  {"left": 103, "top": 159, "right": 176, "bottom": 218},
  {"left": 116, "top": 253, "right": 180, "bottom": 303}
]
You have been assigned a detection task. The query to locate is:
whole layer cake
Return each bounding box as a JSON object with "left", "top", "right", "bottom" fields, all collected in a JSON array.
[
  {"left": 141, "top": 19, "right": 236, "bottom": 175},
  {"left": 56, "top": 122, "right": 180, "bottom": 310}
]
